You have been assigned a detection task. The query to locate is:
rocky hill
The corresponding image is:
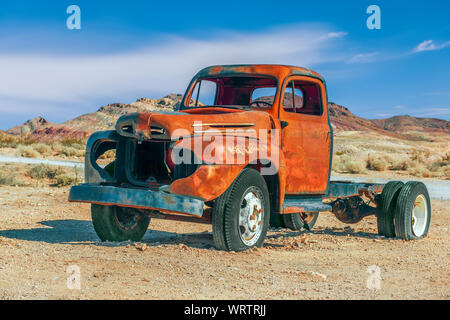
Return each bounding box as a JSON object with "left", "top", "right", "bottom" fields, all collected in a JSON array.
[
  {"left": 6, "top": 94, "right": 182, "bottom": 141},
  {"left": 5, "top": 95, "right": 449, "bottom": 142}
]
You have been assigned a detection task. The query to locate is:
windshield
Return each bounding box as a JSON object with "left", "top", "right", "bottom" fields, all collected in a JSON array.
[{"left": 184, "top": 76, "right": 277, "bottom": 109}]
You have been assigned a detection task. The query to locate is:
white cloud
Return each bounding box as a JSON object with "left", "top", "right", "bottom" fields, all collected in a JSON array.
[
  {"left": 421, "top": 107, "right": 450, "bottom": 117},
  {"left": 0, "top": 25, "right": 347, "bottom": 124},
  {"left": 413, "top": 40, "right": 450, "bottom": 53},
  {"left": 348, "top": 52, "right": 378, "bottom": 64}
]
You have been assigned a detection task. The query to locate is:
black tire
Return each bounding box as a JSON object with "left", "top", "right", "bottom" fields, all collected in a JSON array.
[
  {"left": 212, "top": 168, "right": 270, "bottom": 251},
  {"left": 91, "top": 204, "right": 151, "bottom": 242},
  {"left": 283, "top": 212, "right": 319, "bottom": 231},
  {"left": 270, "top": 212, "right": 286, "bottom": 229},
  {"left": 394, "top": 181, "right": 431, "bottom": 240},
  {"left": 376, "top": 181, "right": 404, "bottom": 237}
]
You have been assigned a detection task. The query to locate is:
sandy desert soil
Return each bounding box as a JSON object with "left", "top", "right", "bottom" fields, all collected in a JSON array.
[{"left": 0, "top": 185, "right": 448, "bottom": 300}]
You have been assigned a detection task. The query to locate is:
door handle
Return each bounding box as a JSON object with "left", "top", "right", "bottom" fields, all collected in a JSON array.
[{"left": 280, "top": 121, "right": 289, "bottom": 129}]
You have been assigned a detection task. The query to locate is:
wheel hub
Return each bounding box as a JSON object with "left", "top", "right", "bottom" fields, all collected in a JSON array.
[
  {"left": 114, "top": 207, "right": 140, "bottom": 230},
  {"left": 412, "top": 194, "right": 427, "bottom": 237},
  {"left": 239, "top": 187, "right": 264, "bottom": 246}
]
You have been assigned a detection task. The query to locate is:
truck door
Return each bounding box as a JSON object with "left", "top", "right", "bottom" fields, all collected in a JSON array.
[{"left": 279, "top": 76, "right": 331, "bottom": 195}]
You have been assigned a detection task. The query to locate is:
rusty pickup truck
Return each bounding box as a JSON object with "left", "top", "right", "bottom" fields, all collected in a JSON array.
[{"left": 69, "top": 64, "right": 431, "bottom": 251}]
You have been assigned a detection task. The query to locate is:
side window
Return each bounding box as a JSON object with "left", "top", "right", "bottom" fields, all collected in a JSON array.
[
  {"left": 283, "top": 81, "right": 303, "bottom": 112},
  {"left": 189, "top": 80, "right": 217, "bottom": 106},
  {"left": 283, "top": 80, "right": 322, "bottom": 116}
]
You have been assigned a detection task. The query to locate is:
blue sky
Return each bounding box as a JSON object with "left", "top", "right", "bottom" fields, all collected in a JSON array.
[{"left": 0, "top": 0, "right": 449, "bottom": 130}]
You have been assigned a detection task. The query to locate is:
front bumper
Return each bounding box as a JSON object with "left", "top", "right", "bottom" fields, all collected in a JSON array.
[{"left": 69, "top": 184, "right": 204, "bottom": 217}]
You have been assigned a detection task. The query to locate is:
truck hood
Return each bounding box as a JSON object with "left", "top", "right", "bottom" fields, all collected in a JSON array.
[{"left": 115, "top": 107, "right": 275, "bottom": 141}]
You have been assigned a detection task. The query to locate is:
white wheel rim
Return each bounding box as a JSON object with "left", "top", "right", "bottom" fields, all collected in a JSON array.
[
  {"left": 412, "top": 194, "right": 428, "bottom": 237},
  {"left": 238, "top": 187, "right": 264, "bottom": 246}
]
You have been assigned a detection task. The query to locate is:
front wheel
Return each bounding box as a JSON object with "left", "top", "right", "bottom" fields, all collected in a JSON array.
[
  {"left": 212, "top": 168, "right": 270, "bottom": 251},
  {"left": 91, "top": 204, "right": 151, "bottom": 242}
]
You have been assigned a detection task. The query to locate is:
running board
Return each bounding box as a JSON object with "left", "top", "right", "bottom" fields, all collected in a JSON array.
[{"left": 282, "top": 197, "right": 332, "bottom": 214}]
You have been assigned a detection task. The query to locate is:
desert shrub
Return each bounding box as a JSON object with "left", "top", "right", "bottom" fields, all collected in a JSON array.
[
  {"left": 332, "top": 155, "right": 346, "bottom": 172},
  {"left": 0, "top": 171, "right": 24, "bottom": 186},
  {"left": 55, "top": 174, "right": 79, "bottom": 187},
  {"left": 99, "top": 149, "right": 115, "bottom": 159},
  {"left": 27, "top": 164, "right": 65, "bottom": 180},
  {"left": 61, "top": 146, "right": 84, "bottom": 157},
  {"left": 332, "top": 155, "right": 366, "bottom": 174},
  {"left": 335, "top": 145, "right": 359, "bottom": 156},
  {"left": 0, "top": 132, "right": 19, "bottom": 148},
  {"left": 442, "top": 150, "right": 450, "bottom": 165},
  {"left": 51, "top": 142, "right": 64, "bottom": 155},
  {"left": 408, "top": 149, "right": 430, "bottom": 164},
  {"left": 390, "top": 159, "right": 409, "bottom": 171},
  {"left": 32, "top": 143, "right": 52, "bottom": 155},
  {"left": 15, "top": 145, "right": 40, "bottom": 158},
  {"left": 442, "top": 165, "right": 450, "bottom": 179},
  {"left": 367, "top": 155, "right": 388, "bottom": 171},
  {"left": 60, "top": 138, "right": 85, "bottom": 150},
  {"left": 407, "top": 164, "right": 432, "bottom": 178},
  {"left": 346, "top": 160, "right": 366, "bottom": 174}
]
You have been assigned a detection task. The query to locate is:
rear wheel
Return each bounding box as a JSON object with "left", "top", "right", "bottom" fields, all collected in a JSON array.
[
  {"left": 212, "top": 168, "right": 270, "bottom": 251},
  {"left": 394, "top": 181, "right": 431, "bottom": 240},
  {"left": 91, "top": 204, "right": 151, "bottom": 242},
  {"left": 376, "top": 181, "right": 403, "bottom": 237},
  {"left": 283, "top": 212, "right": 319, "bottom": 231}
]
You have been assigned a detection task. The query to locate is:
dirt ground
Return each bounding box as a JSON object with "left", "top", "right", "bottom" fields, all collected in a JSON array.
[{"left": 0, "top": 185, "right": 448, "bottom": 300}]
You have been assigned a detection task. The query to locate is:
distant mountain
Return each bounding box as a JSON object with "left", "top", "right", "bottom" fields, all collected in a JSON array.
[
  {"left": 329, "top": 102, "right": 450, "bottom": 140},
  {"left": 5, "top": 95, "right": 449, "bottom": 142},
  {"left": 6, "top": 94, "right": 182, "bottom": 141}
]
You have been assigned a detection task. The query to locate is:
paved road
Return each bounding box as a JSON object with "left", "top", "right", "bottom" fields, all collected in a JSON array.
[
  {"left": 1, "top": 155, "right": 448, "bottom": 200},
  {"left": 0, "top": 155, "right": 83, "bottom": 169}
]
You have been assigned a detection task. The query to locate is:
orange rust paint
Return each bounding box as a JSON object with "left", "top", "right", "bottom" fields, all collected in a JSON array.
[
  {"left": 169, "top": 164, "right": 246, "bottom": 201},
  {"left": 283, "top": 206, "right": 306, "bottom": 214},
  {"left": 279, "top": 76, "right": 331, "bottom": 195}
]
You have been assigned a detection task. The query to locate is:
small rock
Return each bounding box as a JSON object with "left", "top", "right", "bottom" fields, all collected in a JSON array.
[
  {"left": 310, "top": 271, "right": 327, "bottom": 280},
  {"left": 136, "top": 244, "right": 147, "bottom": 251}
]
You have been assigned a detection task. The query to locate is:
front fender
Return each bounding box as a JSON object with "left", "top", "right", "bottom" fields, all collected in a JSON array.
[{"left": 169, "top": 164, "right": 246, "bottom": 201}]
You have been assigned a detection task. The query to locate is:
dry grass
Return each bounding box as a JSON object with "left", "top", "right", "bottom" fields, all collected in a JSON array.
[
  {"left": 367, "top": 155, "right": 389, "bottom": 171},
  {"left": 407, "top": 164, "right": 433, "bottom": 178},
  {"left": 26, "top": 164, "right": 65, "bottom": 180},
  {"left": 0, "top": 171, "right": 25, "bottom": 186},
  {"left": 332, "top": 141, "right": 450, "bottom": 179},
  {"left": 32, "top": 143, "right": 52, "bottom": 156},
  {"left": 1, "top": 162, "right": 82, "bottom": 188},
  {"left": 1, "top": 133, "right": 86, "bottom": 159},
  {"left": 15, "top": 145, "right": 40, "bottom": 158},
  {"left": 55, "top": 174, "right": 79, "bottom": 186},
  {"left": 332, "top": 154, "right": 366, "bottom": 174},
  {"left": 443, "top": 166, "right": 450, "bottom": 179},
  {"left": 61, "top": 146, "right": 85, "bottom": 157}
]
